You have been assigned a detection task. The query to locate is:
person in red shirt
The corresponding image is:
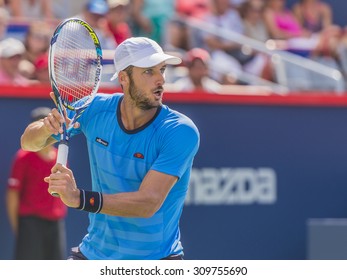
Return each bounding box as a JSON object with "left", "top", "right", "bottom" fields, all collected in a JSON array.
[
  {"left": 6, "top": 107, "right": 67, "bottom": 260},
  {"left": 105, "top": 0, "right": 132, "bottom": 45},
  {"left": 33, "top": 52, "right": 49, "bottom": 83}
]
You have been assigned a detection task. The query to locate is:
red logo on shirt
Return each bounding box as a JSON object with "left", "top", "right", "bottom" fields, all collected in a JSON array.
[
  {"left": 90, "top": 197, "right": 95, "bottom": 206},
  {"left": 133, "top": 152, "right": 144, "bottom": 159}
]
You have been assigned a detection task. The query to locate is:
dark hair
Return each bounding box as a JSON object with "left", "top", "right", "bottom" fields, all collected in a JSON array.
[{"left": 124, "top": 65, "right": 134, "bottom": 77}]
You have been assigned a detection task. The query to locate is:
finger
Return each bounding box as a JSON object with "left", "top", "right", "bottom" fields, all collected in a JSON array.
[
  {"left": 51, "top": 109, "right": 65, "bottom": 134},
  {"left": 51, "top": 108, "right": 65, "bottom": 124},
  {"left": 62, "top": 106, "right": 68, "bottom": 120},
  {"left": 51, "top": 163, "right": 65, "bottom": 173},
  {"left": 48, "top": 177, "right": 70, "bottom": 186},
  {"left": 47, "top": 174, "right": 74, "bottom": 197},
  {"left": 51, "top": 164, "right": 74, "bottom": 179},
  {"left": 44, "top": 172, "right": 64, "bottom": 183},
  {"left": 44, "top": 112, "right": 63, "bottom": 135},
  {"left": 48, "top": 185, "right": 61, "bottom": 196},
  {"left": 50, "top": 91, "right": 58, "bottom": 106},
  {"left": 44, "top": 175, "right": 63, "bottom": 196},
  {"left": 43, "top": 114, "right": 61, "bottom": 135}
]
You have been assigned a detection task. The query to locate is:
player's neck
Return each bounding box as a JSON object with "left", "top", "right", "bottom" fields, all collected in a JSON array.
[{"left": 120, "top": 97, "right": 158, "bottom": 130}]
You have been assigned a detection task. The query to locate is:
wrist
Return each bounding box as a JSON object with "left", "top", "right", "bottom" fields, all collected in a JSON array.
[{"left": 75, "top": 189, "right": 103, "bottom": 213}]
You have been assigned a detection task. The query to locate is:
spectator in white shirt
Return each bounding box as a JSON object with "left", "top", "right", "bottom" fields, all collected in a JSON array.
[{"left": 166, "top": 48, "right": 223, "bottom": 93}]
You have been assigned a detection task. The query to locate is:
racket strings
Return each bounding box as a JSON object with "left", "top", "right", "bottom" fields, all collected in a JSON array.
[{"left": 53, "top": 21, "right": 99, "bottom": 105}]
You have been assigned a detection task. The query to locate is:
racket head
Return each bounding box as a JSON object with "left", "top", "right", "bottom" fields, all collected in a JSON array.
[{"left": 48, "top": 18, "right": 102, "bottom": 113}]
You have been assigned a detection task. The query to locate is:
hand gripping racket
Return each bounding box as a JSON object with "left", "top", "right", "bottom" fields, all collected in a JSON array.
[{"left": 49, "top": 18, "right": 102, "bottom": 196}]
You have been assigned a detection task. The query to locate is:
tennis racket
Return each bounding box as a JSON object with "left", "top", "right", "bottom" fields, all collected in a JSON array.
[{"left": 48, "top": 18, "right": 102, "bottom": 197}]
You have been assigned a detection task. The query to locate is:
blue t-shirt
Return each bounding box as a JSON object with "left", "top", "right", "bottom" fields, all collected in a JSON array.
[{"left": 67, "top": 93, "right": 199, "bottom": 259}]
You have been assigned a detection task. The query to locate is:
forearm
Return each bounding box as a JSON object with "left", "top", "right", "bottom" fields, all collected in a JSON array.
[
  {"left": 47, "top": 167, "right": 174, "bottom": 218},
  {"left": 100, "top": 190, "right": 162, "bottom": 218},
  {"left": 47, "top": 178, "right": 162, "bottom": 218},
  {"left": 205, "top": 37, "right": 239, "bottom": 51},
  {"left": 98, "top": 171, "right": 175, "bottom": 218},
  {"left": 6, "top": 190, "right": 19, "bottom": 234},
  {"left": 7, "top": 210, "right": 18, "bottom": 234},
  {"left": 70, "top": 188, "right": 164, "bottom": 218},
  {"left": 21, "top": 120, "right": 57, "bottom": 152}
]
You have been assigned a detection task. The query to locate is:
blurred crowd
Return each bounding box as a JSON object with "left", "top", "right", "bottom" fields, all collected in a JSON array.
[{"left": 0, "top": 0, "right": 346, "bottom": 93}]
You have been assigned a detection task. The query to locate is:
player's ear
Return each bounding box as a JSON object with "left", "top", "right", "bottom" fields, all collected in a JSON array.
[{"left": 118, "top": 71, "right": 129, "bottom": 86}]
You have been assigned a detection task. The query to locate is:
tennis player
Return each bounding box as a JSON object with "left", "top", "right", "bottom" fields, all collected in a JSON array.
[{"left": 21, "top": 37, "right": 200, "bottom": 260}]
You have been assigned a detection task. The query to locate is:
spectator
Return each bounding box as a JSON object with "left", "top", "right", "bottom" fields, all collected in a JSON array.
[
  {"left": 0, "top": 7, "right": 9, "bottom": 40},
  {"left": 199, "top": 0, "right": 268, "bottom": 84},
  {"left": 292, "top": 0, "right": 344, "bottom": 58},
  {"left": 292, "top": 0, "right": 333, "bottom": 33},
  {"left": 175, "top": 0, "right": 209, "bottom": 19},
  {"left": 166, "top": 47, "right": 224, "bottom": 93},
  {"left": 238, "top": 0, "right": 274, "bottom": 81},
  {"left": 105, "top": 0, "right": 132, "bottom": 45},
  {"left": 20, "top": 20, "right": 52, "bottom": 79},
  {"left": 32, "top": 51, "right": 49, "bottom": 83},
  {"left": 239, "top": 0, "right": 270, "bottom": 42},
  {"left": 291, "top": 0, "right": 347, "bottom": 76},
  {"left": 264, "top": 0, "right": 347, "bottom": 62},
  {"left": 129, "top": 0, "right": 175, "bottom": 45},
  {"left": 75, "top": 0, "right": 117, "bottom": 49},
  {"left": 6, "top": 107, "right": 67, "bottom": 260},
  {"left": 263, "top": 0, "right": 304, "bottom": 39},
  {"left": 230, "top": 0, "right": 247, "bottom": 8},
  {"left": 8, "top": 0, "right": 55, "bottom": 21},
  {"left": 166, "top": 0, "right": 209, "bottom": 52},
  {"left": 166, "top": 47, "right": 273, "bottom": 94},
  {"left": 0, "top": 37, "right": 31, "bottom": 85},
  {"left": 263, "top": 0, "right": 322, "bottom": 52}
]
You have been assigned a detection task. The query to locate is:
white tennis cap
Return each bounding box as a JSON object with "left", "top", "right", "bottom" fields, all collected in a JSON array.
[{"left": 111, "top": 37, "right": 182, "bottom": 81}]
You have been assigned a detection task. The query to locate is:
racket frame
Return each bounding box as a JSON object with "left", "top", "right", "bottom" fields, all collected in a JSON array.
[{"left": 48, "top": 18, "right": 103, "bottom": 196}]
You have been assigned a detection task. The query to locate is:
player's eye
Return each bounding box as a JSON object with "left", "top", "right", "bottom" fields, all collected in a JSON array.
[{"left": 144, "top": 69, "right": 153, "bottom": 75}]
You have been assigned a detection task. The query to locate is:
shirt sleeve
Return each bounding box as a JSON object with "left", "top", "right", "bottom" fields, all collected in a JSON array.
[
  {"left": 151, "top": 121, "right": 200, "bottom": 179},
  {"left": 7, "top": 151, "right": 26, "bottom": 192}
]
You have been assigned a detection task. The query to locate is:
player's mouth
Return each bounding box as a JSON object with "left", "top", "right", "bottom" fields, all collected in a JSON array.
[{"left": 153, "top": 87, "right": 163, "bottom": 99}]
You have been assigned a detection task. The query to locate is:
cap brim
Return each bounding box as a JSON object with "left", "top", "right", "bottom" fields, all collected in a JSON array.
[
  {"left": 133, "top": 53, "right": 182, "bottom": 68},
  {"left": 110, "top": 53, "right": 182, "bottom": 81}
]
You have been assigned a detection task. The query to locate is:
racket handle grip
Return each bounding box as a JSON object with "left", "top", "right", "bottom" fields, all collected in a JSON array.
[
  {"left": 51, "top": 143, "right": 69, "bottom": 197},
  {"left": 57, "top": 142, "right": 69, "bottom": 166}
]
